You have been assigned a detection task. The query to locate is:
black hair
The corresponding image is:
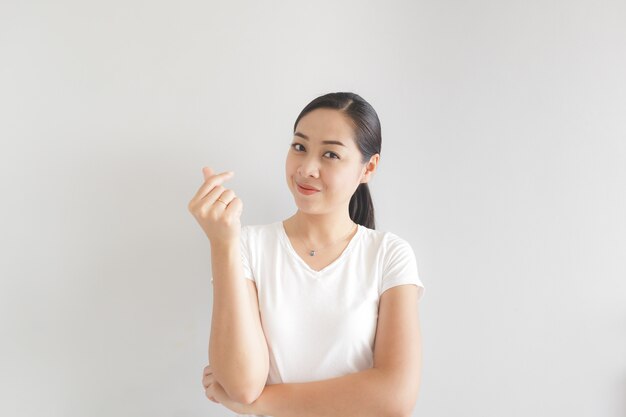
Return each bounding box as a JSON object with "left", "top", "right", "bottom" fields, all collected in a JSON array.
[{"left": 293, "top": 92, "right": 381, "bottom": 230}]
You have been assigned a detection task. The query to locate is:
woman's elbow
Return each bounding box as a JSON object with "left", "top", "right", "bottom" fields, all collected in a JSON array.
[
  {"left": 225, "top": 367, "right": 269, "bottom": 404},
  {"left": 386, "top": 374, "right": 419, "bottom": 417},
  {"left": 236, "top": 380, "right": 266, "bottom": 405},
  {"left": 394, "top": 390, "right": 419, "bottom": 417}
]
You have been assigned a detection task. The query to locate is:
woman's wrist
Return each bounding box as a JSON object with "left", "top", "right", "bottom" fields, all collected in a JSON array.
[{"left": 210, "top": 238, "right": 240, "bottom": 252}]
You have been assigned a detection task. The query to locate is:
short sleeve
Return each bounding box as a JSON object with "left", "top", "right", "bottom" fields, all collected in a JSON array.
[
  {"left": 380, "top": 235, "right": 425, "bottom": 301},
  {"left": 240, "top": 226, "right": 255, "bottom": 283}
]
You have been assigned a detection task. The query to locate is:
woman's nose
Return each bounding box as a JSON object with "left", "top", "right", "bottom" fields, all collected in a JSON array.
[{"left": 297, "top": 156, "right": 320, "bottom": 177}]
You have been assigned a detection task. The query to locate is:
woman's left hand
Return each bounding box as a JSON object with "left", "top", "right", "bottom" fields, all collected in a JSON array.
[{"left": 202, "top": 364, "right": 256, "bottom": 415}]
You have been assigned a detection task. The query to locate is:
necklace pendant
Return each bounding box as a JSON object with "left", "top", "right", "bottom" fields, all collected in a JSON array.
[{"left": 309, "top": 250, "right": 316, "bottom": 256}]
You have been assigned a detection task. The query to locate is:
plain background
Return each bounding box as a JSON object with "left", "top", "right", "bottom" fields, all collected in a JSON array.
[{"left": 1, "top": 0, "right": 625, "bottom": 416}]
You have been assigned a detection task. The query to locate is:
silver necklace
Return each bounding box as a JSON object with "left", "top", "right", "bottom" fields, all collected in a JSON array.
[{"left": 295, "top": 221, "right": 358, "bottom": 256}]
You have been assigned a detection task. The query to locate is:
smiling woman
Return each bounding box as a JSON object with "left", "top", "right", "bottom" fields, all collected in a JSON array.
[{"left": 194, "top": 92, "right": 425, "bottom": 417}]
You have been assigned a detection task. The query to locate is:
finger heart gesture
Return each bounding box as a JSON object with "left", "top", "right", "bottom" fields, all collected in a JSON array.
[{"left": 187, "top": 166, "right": 244, "bottom": 246}]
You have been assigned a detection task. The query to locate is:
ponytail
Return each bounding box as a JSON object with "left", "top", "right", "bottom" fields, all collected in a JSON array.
[{"left": 349, "top": 183, "right": 375, "bottom": 230}]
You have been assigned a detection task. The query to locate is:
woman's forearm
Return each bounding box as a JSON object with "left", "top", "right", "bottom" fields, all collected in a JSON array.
[
  {"left": 208, "top": 241, "right": 269, "bottom": 404},
  {"left": 248, "top": 367, "right": 406, "bottom": 417}
]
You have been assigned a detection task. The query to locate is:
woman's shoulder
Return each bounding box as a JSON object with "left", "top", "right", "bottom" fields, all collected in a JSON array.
[
  {"left": 241, "top": 221, "right": 282, "bottom": 241},
  {"left": 357, "top": 227, "right": 420, "bottom": 269},
  {"left": 358, "top": 225, "right": 412, "bottom": 249}
]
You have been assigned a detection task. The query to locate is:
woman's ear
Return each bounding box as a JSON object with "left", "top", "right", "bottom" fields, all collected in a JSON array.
[{"left": 360, "top": 154, "right": 379, "bottom": 183}]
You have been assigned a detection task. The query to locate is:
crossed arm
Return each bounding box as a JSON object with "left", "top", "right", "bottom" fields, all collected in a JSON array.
[{"left": 208, "top": 284, "right": 422, "bottom": 417}]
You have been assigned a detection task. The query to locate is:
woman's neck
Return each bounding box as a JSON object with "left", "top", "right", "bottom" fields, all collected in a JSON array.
[{"left": 284, "top": 212, "right": 356, "bottom": 246}]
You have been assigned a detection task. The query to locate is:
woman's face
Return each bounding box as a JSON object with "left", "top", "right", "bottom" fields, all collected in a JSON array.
[{"left": 285, "top": 108, "right": 373, "bottom": 215}]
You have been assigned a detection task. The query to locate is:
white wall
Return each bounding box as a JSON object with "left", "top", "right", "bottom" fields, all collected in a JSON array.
[{"left": 1, "top": 1, "right": 625, "bottom": 416}]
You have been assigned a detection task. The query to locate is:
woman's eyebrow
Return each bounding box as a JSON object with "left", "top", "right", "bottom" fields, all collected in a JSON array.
[{"left": 294, "top": 131, "right": 346, "bottom": 147}]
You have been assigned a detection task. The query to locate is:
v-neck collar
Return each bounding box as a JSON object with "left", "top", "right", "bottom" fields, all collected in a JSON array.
[{"left": 277, "top": 221, "right": 363, "bottom": 275}]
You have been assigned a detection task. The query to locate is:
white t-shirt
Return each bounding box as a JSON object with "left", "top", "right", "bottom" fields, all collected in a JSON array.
[{"left": 234, "top": 221, "right": 425, "bottom": 417}]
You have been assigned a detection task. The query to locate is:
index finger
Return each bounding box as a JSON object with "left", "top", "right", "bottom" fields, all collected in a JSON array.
[{"left": 193, "top": 171, "right": 234, "bottom": 201}]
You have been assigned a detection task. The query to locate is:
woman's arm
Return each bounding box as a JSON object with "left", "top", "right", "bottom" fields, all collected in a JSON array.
[
  {"left": 208, "top": 241, "right": 269, "bottom": 404},
  {"left": 244, "top": 284, "right": 422, "bottom": 417},
  {"left": 247, "top": 367, "right": 408, "bottom": 417}
]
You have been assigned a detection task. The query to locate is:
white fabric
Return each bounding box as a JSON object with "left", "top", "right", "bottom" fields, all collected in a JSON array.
[{"left": 233, "top": 221, "right": 425, "bottom": 417}]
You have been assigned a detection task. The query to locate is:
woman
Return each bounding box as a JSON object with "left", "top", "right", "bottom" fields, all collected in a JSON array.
[{"left": 188, "top": 92, "right": 425, "bottom": 416}]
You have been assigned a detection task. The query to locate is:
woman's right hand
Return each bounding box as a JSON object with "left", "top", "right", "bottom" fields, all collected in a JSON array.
[{"left": 187, "top": 166, "right": 243, "bottom": 246}]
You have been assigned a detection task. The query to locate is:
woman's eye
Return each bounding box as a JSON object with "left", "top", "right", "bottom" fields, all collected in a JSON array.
[{"left": 290, "top": 143, "right": 340, "bottom": 160}]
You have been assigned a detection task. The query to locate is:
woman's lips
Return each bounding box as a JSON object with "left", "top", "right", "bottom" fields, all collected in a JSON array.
[{"left": 297, "top": 183, "right": 320, "bottom": 195}]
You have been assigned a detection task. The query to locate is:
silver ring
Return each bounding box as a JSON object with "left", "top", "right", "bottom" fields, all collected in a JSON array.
[{"left": 216, "top": 199, "right": 228, "bottom": 206}]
